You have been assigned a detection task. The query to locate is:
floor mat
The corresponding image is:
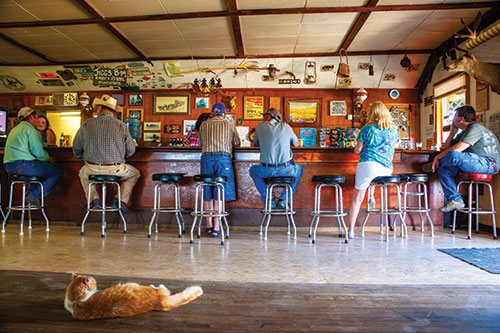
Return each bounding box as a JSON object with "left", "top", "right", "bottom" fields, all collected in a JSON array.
[{"left": 438, "top": 248, "right": 500, "bottom": 274}]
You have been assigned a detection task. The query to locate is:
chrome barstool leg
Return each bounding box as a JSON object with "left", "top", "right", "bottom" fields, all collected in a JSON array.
[
  {"left": 148, "top": 183, "right": 158, "bottom": 238},
  {"left": 485, "top": 182, "right": 497, "bottom": 239},
  {"left": 116, "top": 182, "right": 127, "bottom": 234},
  {"left": 19, "top": 183, "right": 26, "bottom": 236},
  {"left": 288, "top": 185, "right": 297, "bottom": 239},
  {"left": 422, "top": 183, "right": 434, "bottom": 237},
  {"left": 1, "top": 182, "right": 14, "bottom": 234},
  {"left": 217, "top": 185, "right": 225, "bottom": 245},
  {"left": 174, "top": 184, "right": 183, "bottom": 237},
  {"left": 475, "top": 183, "right": 480, "bottom": 234},
  {"left": 260, "top": 185, "right": 272, "bottom": 235},
  {"left": 101, "top": 184, "right": 107, "bottom": 238},
  {"left": 221, "top": 185, "right": 229, "bottom": 240},
  {"left": 379, "top": 185, "right": 384, "bottom": 234},
  {"left": 309, "top": 184, "right": 320, "bottom": 238},
  {"left": 190, "top": 183, "right": 201, "bottom": 244},
  {"left": 39, "top": 183, "right": 49, "bottom": 232},
  {"left": 467, "top": 182, "right": 473, "bottom": 240}
]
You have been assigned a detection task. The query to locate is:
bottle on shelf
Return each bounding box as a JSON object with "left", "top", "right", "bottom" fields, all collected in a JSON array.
[{"left": 60, "top": 132, "right": 65, "bottom": 147}]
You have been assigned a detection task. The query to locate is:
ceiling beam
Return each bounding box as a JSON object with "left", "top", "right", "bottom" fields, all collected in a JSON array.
[
  {"left": 416, "top": 5, "right": 500, "bottom": 97},
  {"left": 227, "top": 0, "right": 244, "bottom": 56},
  {"left": 74, "top": 0, "right": 150, "bottom": 62},
  {"left": 0, "top": 2, "right": 498, "bottom": 29},
  {"left": 0, "top": 32, "right": 55, "bottom": 63},
  {"left": 338, "top": 0, "right": 378, "bottom": 52},
  {"left": 0, "top": 49, "right": 432, "bottom": 66}
]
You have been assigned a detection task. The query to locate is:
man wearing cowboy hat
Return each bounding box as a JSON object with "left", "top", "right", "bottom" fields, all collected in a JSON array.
[
  {"left": 73, "top": 94, "right": 140, "bottom": 211},
  {"left": 249, "top": 108, "right": 302, "bottom": 209},
  {"left": 4, "top": 107, "right": 64, "bottom": 206}
]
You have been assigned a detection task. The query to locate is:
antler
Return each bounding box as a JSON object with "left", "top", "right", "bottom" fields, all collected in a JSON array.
[{"left": 454, "top": 11, "right": 481, "bottom": 39}]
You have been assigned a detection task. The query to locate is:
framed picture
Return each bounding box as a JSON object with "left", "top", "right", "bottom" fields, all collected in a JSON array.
[
  {"left": 129, "top": 94, "right": 143, "bottom": 106},
  {"left": 144, "top": 122, "right": 161, "bottom": 131},
  {"left": 195, "top": 97, "right": 209, "bottom": 109},
  {"left": 154, "top": 94, "right": 190, "bottom": 115},
  {"left": 243, "top": 96, "right": 265, "bottom": 120},
  {"left": 183, "top": 120, "right": 197, "bottom": 135},
  {"left": 144, "top": 132, "right": 161, "bottom": 141},
  {"left": 226, "top": 114, "right": 235, "bottom": 124},
  {"left": 111, "top": 94, "right": 124, "bottom": 106},
  {"left": 329, "top": 100, "right": 346, "bottom": 116},
  {"left": 127, "top": 108, "right": 142, "bottom": 120},
  {"left": 286, "top": 98, "right": 321, "bottom": 126}
]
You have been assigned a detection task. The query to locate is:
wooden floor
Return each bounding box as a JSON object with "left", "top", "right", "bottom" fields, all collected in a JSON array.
[{"left": 1, "top": 270, "right": 500, "bottom": 332}]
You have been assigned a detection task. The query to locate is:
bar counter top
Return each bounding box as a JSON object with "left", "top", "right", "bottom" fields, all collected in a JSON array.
[{"left": 2, "top": 147, "right": 442, "bottom": 227}]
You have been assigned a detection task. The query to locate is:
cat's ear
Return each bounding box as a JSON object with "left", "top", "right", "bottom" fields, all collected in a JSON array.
[
  {"left": 71, "top": 272, "right": 77, "bottom": 279},
  {"left": 84, "top": 276, "right": 92, "bottom": 285}
]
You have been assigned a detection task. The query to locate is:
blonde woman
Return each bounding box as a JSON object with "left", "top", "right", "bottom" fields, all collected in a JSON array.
[{"left": 347, "top": 101, "right": 399, "bottom": 238}]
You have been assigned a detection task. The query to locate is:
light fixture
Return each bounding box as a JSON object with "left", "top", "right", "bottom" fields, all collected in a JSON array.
[
  {"left": 368, "top": 56, "right": 374, "bottom": 76},
  {"left": 356, "top": 88, "right": 368, "bottom": 102},
  {"left": 400, "top": 54, "right": 412, "bottom": 69},
  {"left": 79, "top": 92, "right": 89, "bottom": 106}
]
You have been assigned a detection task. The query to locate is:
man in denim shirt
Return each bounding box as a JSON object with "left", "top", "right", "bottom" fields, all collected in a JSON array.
[
  {"left": 250, "top": 108, "right": 302, "bottom": 209},
  {"left": 432, "top": 105, "right": 500, "bottom": 212}
]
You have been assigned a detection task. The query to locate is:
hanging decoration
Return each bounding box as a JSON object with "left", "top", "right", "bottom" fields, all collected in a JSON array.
[{"left": 304, "top": 61, "right": 318, "bottom": 84}]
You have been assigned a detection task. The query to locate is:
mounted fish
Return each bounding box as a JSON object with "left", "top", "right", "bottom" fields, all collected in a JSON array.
[{"left": 304, "top": 61, "right": 317, "bottom": 84}]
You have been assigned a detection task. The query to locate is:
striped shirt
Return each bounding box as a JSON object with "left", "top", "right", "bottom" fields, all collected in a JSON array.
[
  {"left": 73, "top": 112, "right": 136, "bottom": 164},
  {"left": 199, "top": 116, "right": 240, "bottom": 155}
]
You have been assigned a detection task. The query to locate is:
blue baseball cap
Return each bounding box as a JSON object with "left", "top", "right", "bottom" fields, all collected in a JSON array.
[{"left": 211, "top": 103, "right": 226, "bottom": 114}]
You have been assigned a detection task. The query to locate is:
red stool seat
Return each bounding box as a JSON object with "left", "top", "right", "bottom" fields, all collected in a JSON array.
[{"left": 457, "top": 173, "right": 493, "bottom": 182}]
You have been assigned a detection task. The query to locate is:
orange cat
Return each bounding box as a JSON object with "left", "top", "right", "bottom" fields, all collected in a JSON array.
[{"left": 64, "top": 273, "right": 203, "bottom": 320}]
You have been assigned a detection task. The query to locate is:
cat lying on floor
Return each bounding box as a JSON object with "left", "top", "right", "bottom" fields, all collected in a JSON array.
[{"left": 64, "top": 273, "right": 203, "bottom": 320}]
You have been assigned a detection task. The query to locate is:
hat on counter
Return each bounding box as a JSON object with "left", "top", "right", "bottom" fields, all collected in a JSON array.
[
  {"left": 211, "top": 103, "right": 226, "bottom": 115},
  {"left": 92, "top": 94, "right": 123, "bottom": 112},
  {"left": 17, "top": 106, "right": 36, "bottom": 120},
  {"left": 262, "top": 108, "right": 282, "bottom": 122}
]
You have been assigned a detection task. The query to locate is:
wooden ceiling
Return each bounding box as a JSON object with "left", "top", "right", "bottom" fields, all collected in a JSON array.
[{"left": 0, "top": 0, "right": 499, "bottom": 66}]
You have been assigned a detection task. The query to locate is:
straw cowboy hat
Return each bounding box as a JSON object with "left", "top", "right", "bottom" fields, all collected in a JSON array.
[{"left": 92, "top": 94, "right": 122, "bottom": 112}]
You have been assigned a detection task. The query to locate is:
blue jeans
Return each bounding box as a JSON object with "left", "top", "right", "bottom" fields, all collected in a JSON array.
[
  {"left": 437, "top": 151, "right": 497, "bottom": 202},
  {"left": 249, "top": 162, "right": 303, "bottom": 203},
  {"left": 4, "top": 160, "right": 64, "bottom": 200},
  {"left": 200, "top": 154, "right": 236, "bottom": 201}
]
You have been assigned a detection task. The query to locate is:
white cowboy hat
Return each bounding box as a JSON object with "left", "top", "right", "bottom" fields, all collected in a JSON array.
[{"left": 92, "top": 94, "right": 122, "bottom": 112}]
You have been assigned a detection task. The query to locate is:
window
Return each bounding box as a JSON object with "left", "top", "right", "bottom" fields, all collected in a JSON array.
[{"left": 433, "top": 73, "right": 469, "bottom": 147}]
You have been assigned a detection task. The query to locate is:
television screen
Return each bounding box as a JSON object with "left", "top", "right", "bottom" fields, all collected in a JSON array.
[{"left": 0, "top": 107, "right": 7, "bottom": 138}]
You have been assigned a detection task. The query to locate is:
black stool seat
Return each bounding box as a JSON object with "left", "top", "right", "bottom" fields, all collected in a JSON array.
[
  {"left": 264, "top": 176, "right": 296, "bottom": 184},
  {"left": 399, "top": 173, "right": 428, "bottom": 182},
  {"left": 88, "top": 174, "right": 122, "bottom": 182},
  {"left": 312, "top": 175, "right": 345, "bottom": 183},
  {"left": 194, "top": 174, "right": 227, "bottom": 183},
  {"left": 152, "top": 173, "right": 184, "bottom": 182},
  {"left": 372, "top": 175, "right": 400, "bottom": 183},
  {"left": 10, "top": 175, "right": 45, "bottom": 182}
]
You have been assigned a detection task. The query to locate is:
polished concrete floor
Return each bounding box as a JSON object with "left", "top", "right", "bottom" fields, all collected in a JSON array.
[{"left": 2, "top": 222, "right": 500, "bottom": 286}]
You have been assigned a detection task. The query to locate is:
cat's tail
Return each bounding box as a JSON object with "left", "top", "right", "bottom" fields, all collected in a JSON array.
[{"left": 160, "top": 286, "right": 203, "bottom": 310}]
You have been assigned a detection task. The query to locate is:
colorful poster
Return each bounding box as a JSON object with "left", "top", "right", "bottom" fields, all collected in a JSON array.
[{"left": 300, "top": 128, "right": 316, "bottom": 147}]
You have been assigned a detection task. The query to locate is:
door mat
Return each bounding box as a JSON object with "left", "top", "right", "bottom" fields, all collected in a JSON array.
[{"left": 438, "top": 248, "right": 500, "bottom": 274}]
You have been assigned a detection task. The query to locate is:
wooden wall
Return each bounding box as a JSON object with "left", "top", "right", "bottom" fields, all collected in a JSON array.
[{"left": 0, "top": 88, "right": 420, "bottom": 145}]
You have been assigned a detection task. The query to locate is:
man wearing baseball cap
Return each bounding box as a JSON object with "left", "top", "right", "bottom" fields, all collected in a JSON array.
[
  {"left": 198, "top": 103, "right": 241, "bottom": 237},
  {"left": 249, "top": 108, "right": 302, "bottom": 209},
  {"left": 73, "top": 94, "right": 140, "bottom": 211},
  {"left": 3, "top": 107, "right": 63, "bottom": 206}
]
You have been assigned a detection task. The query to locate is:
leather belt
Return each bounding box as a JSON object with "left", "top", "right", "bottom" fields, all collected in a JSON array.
[
  {"left": 261, "top": 160, "right": 293, "bottom": 168},
  {"left": 86, "top": 161, "right": 121, "bottom": 166},
  {"left": 202, "top": 152, "right": 232, "bottom": 157}
]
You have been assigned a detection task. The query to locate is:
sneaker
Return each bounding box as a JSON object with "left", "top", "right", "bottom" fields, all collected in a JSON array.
[
  {"left": 111, "top": 199, "right": 129, "bottom": 213},
  {"left": 439, "top": 200, "right": 465, "bottom": 213},
  {"left": 26, "top": 195, "right": 40, "bottom": 207},
  {"left": 276, "top": 200, "right": 288, "bottom": 210},
  {"left": 89, "top": 199, "right": 102, "bottom": 210},
  {"left": 367, "top": 195, "right": 376, "bottom": 210},
  {"left": 348, "top": 230, "right": 355, "bottom": 239}
]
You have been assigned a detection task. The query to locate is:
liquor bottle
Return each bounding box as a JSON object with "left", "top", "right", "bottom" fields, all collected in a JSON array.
[{"left": 60, "top": 133, "right": 65, "bottom": 147}]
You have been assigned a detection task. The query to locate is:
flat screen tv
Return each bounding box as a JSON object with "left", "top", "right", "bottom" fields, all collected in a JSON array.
[{"left": 0, "top": 107, "right": 8, "bottom": 138}]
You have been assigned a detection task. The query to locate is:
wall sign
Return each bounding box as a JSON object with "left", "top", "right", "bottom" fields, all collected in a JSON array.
[
  {"left": 279, "top": 78, "right": 301, "bottom": 84},
  {"left": 93, "top": 67, "right": 127, "bottom": 87}
]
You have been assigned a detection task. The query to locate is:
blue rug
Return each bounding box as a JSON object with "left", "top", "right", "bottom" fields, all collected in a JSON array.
[{"left": 438, "top": 248, "right": 500, "bottom": 274}]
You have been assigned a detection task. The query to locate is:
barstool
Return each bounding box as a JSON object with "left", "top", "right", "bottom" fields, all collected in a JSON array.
[
  {"left": 452, "top": 172, "right": 497, "bottom": 240},
  {"left": 148, "top": 173, "right": 185, "bottom": 238},
  {"left": 361, "top": 175, "right": 406, "bottom": 241},
  {"left": 80, "top": 175, "right": 127, "bottom": 238},
  {"left": 399, "top": 173, "right": 434, "bottom": 237},
  {"left": 260, "top": 176, "right": 297, "bottom": 240},
  {"left": 309, "top": 175, "right": 348, "bottom": 244},
  {"left": 1, "top": 175, "right": 50, "bottom": 235},
  {"left": 190, "top": 174, "right": 229, "bottom": 245}
]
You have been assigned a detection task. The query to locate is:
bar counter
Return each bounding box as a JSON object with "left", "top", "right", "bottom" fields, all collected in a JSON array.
[{"left": 1, "top": 147, "right": 442, "bottom": 227}]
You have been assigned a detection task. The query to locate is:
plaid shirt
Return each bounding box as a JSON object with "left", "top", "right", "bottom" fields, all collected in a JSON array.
[
  {"left": 199, "top": 116, "right": 240, "bottom": 155},
  {"left": 73, "top": 112, "right": 135, "bottom": 164}
]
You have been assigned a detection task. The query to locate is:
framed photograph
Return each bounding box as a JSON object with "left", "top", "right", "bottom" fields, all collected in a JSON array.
[
  {"left": 243, "top": 96, "right": 265, "bottom": 120},
  {"left": 154, "top": 94, "right": 190, "bottom": 115},
  {"left": 195, "top": 97, "right": 209, "bottom": 109},
  {"left": 183, "top": 120, "right": 197, "bottom": 135},
  {"left": 127, "top": 108, "right": 142, "bottom": 120},
  {"left": 144, "top": 122, "right": 161, "bottom": 131},
  {"left": 329, "top": 100, "right": 346, "bottom": 116},
  {"left": 226, "top": 114, "right": 235, "bottom": 124},
  {"left": 144, "top": 132, "right": 161, "bottom": 142},
  {"left": 129, "top": 94, "right": 143, "bottom": 106},
  {"left": 286, "top": 98, "right": 321, "bottom": 126}
]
